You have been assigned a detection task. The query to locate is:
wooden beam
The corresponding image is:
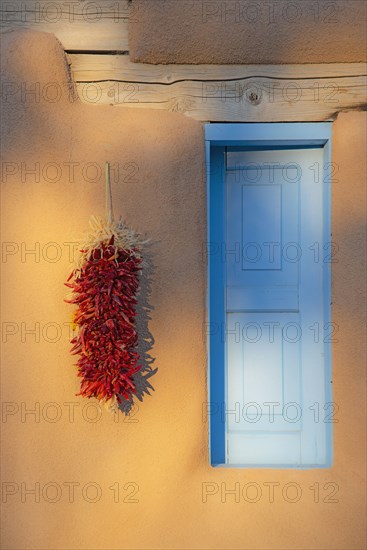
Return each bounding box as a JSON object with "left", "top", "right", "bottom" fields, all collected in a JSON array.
[
  {"left": 70, "top": 54, "right": 367, "bottom": 122},
  {"left": 0, "top": 0, "right": 130, "bottom": 51}
]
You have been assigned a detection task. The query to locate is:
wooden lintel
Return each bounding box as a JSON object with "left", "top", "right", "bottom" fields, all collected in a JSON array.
[{"left": 70, "top": 55, "right": 367, "bottom": 122}]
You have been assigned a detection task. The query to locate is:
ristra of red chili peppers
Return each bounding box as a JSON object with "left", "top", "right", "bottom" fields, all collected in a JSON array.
[{"left": 65, "top": 163, "right": 144, "bottom": 411}]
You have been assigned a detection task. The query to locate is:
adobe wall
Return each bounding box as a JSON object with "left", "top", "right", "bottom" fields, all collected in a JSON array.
[
  {"left": 1, "top": 29, "right": 366, "bottom": 550},
  {"left": 129, "top": 0, "right": 367, "bottom": 64}
]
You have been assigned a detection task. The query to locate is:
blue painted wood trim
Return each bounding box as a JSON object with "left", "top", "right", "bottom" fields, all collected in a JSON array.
[
  {"left": 205, "top": 122, "right": 334, "bottom": 468},
  {"left": 207, "top": 146, "right": 226, "bottom": 466},
  {"left": 205, "top": 122, "right": 332, "bottom": 145},
  {"left": 323, "top": 137, "right": 334, "bottom": 467}
]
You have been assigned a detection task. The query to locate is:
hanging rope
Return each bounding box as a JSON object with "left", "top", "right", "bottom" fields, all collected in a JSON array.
[
  {"left": 105, "top": 161, "right": 114, "bottom": 224},
  {"left": 65, "top": 161, "right": 145, "bottom": 412}
]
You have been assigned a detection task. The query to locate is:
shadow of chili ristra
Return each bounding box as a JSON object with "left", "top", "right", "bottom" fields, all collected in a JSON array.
[{"left": 118, "top": 242, "right": 158, "bottom": 415}]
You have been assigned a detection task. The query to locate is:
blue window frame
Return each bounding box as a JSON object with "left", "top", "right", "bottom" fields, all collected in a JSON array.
[{"left": 205, "top": 123, "right": 333, "bottom": 468}]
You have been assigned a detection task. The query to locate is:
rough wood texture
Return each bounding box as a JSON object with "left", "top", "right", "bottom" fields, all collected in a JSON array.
[
  {"left": 70, "top": 55, "right": 367, "bottom": 121},
  {"left": 0, "top": 0, "right": 130, "bottom": 50}
]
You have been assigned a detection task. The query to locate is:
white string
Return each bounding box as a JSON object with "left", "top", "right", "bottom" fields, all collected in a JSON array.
[{"left": 105, "top": 161, "right": 114, "bottom": 224}]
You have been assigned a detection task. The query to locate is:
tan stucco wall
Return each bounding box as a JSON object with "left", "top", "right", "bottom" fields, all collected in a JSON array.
[
  {"left": 331, "top": 110, "right": 367, "bottom": 505},
  {"left": 1, "top": 30, "right": 366, "bottom": 550},
  {"left": 129, "top": 0, "right": 367, "bottom": 64}
]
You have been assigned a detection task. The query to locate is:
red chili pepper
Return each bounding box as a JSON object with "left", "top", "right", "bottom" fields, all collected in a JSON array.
[{"left": 65, "top": 241, "right": 142, "bottom": 404}]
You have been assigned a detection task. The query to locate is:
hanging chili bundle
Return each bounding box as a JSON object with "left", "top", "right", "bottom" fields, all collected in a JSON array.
[{"left": 65, "top": 162, "right": 143, "bottom": 411}]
